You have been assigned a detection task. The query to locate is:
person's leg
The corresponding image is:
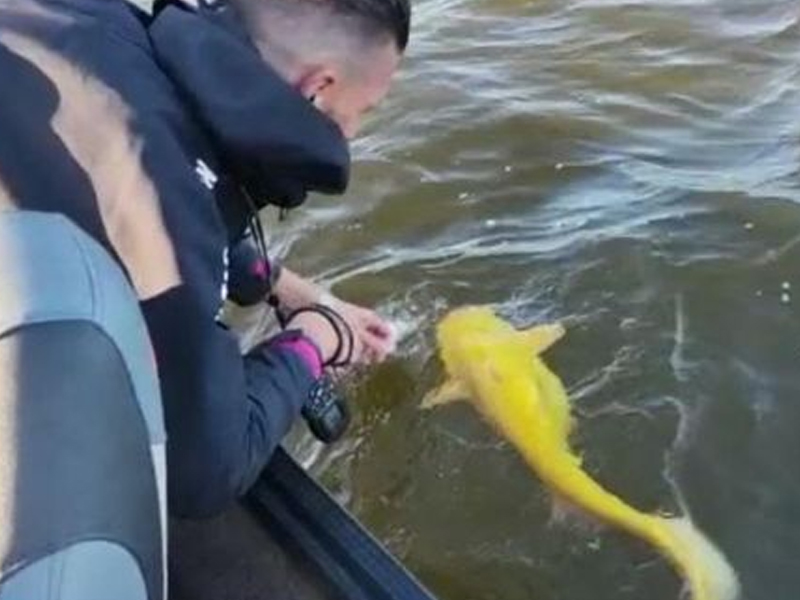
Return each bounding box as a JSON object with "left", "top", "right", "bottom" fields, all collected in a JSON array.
[{"left": 0, "top": 211, "right": 166, "bottom": 600}]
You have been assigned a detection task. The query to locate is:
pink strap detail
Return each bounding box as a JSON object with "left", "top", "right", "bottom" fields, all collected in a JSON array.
[
  {"left": 251, "top": 258, "right": 269, "bottom": 280},
  {"left": 274, "top": 337, "right": 323, "bottom": 379}
]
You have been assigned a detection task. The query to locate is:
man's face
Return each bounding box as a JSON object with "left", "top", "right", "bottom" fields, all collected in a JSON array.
[{"left": 311, "top": 42, "right": 401, "bottom": 140}]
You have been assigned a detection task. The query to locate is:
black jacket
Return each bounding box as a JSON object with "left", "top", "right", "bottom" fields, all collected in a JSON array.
[{"left": 0, "top": 0, "right": 350, "bottom": 517}]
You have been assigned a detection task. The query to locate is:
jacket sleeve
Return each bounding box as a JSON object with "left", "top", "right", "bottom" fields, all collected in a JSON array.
[
  {"left": 140, "top": 224, "right": 318, "bottom": 519},
  {"left": 142, "top": 285, "right": 317, "bottom": 518}
]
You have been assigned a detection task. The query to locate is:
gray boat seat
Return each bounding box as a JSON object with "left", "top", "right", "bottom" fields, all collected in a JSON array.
[{"left": 0, "top": 211, "right": 166, "bottom": 600}]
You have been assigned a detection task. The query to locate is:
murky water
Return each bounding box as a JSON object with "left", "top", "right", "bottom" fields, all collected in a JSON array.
[{"left": 272, "top": 1, "right": 800, "bottom": 599}]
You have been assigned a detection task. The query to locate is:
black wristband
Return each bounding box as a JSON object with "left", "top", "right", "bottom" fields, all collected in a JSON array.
[
  {"left": 310, "top": 304, "right": 354, "bottom": 367},
  {"left": 283, "top": 304, "right": 355, "bottom": 368}
]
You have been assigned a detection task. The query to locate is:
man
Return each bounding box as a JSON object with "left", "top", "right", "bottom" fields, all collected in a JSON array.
[{"left": 0, "top": 0, "right": 410, "bottom": 518}]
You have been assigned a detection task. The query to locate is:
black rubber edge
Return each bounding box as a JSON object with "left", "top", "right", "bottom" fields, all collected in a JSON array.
[{"left": 246, "top": 447, "right": 438, "bottom": 600}]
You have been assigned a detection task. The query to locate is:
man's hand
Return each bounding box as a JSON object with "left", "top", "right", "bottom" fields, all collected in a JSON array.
[
  {"left": 325, "top": 298, "right": 396, "bottom": 365},
  {"left": 274, "top": 267, "right": 396, "bottom": 366}
]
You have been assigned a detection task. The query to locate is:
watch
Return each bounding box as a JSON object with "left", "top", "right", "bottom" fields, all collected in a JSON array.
[{"left": 301, "top": 374, "right": 350, "bottom": 443}]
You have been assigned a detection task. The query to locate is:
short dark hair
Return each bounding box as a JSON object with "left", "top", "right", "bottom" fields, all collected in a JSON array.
[
  {"left": 330, "top": 0, "right": 411, "bottom": 52},
  {"left": 234, "top": 0, "right": 411, "bottom": 54}
]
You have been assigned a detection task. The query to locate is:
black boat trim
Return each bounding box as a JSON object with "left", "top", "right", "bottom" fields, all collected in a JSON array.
[{"left": 247, "top": 447, "right": 437, "bottom": 600}]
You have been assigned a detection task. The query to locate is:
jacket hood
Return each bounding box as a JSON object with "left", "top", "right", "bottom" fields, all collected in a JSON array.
[{"left": 149, "top": 3, "right": 351, "bottom": 208}]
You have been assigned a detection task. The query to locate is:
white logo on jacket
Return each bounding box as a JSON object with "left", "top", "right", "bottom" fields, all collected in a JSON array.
[
  {"left": 195, "top": 159, "right": 218, "bottom": 191},
  {"left": 215, "top": 247, "right": 230, "bottom": 322}
]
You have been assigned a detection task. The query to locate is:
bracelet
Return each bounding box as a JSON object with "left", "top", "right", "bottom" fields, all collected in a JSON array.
[
  {"left": 283, "top": 304, "right": 355, "bottom": 368},
  {"left": 314, "top": 304, "right": 355, "bottom": 367}
]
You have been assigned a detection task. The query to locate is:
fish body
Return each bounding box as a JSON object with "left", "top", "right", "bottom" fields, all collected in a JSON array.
[{"left": 424, "top": 306, "right": 739, "bottom": 600}]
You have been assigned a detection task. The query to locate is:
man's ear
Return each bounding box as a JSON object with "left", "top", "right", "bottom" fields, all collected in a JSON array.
[{"left": 297, "top": 66, "right": 337, "bottom": 107}]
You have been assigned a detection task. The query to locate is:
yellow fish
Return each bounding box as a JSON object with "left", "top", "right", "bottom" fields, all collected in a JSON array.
[{"left": 423, "top": 306, "right": 739, "bottom": 600}]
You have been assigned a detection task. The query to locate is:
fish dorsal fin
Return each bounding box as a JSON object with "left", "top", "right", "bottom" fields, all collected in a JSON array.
[
  {"left": 421, "top": 378, "right": 470, "bottom": 410},
  {"left": 520, "top": 323, "right": 566, "bottom": 356}
]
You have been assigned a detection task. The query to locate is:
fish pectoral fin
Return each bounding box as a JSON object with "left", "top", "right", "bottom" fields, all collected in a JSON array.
[
  {"left": 520, "top": 323, "right": 566, "bottom": 355},
  {"left": 421, "top": 378, "right": 470, "bottom": 410}
]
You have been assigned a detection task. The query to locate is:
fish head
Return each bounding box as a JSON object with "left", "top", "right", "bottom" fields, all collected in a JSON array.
[
  {"left": 436, "top": 306, "right": 563, "bottom": 373},
  {"left": 436, "top": 306, "right": 524, "bottom": 378},
  {"left": 427, "top": 306, "right": 570, "bottom": 443}
]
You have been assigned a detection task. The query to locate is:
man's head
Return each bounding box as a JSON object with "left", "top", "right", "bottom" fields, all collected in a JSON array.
[{"left": 231, "top": 0, "right": 410, "bottom": 139}]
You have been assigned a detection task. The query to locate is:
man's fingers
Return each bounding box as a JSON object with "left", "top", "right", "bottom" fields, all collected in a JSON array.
[
  {"left": 329, "top": 301, "right": 396, "bottom": 365},
  {"left": 362, "top": 314, "right": 397, "bottom": 350},
  {"left": 360, "top": 328, "right": 394, "bottom": 361}
]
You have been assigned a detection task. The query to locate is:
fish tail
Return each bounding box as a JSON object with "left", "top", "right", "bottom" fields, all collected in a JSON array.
[
  {"left": 647, "top": 516, "right": 740, "bottom": 600},
  {"left": 546, "top": 466, "right": 740, "bottom": 600}
]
